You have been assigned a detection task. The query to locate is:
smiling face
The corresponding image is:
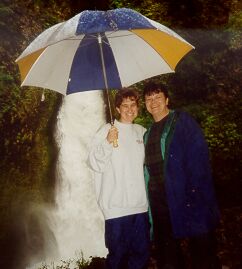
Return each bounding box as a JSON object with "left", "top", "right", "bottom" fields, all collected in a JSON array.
[
  {"left": 116, "top": 97, "right": 138, "bottom": 124},
  {"left": 145, "top": 91, "right": 169, "bottom": 122}
]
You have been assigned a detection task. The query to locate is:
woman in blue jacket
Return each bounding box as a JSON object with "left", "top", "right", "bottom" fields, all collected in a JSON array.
[{"left": 143, "top": 81, "right": 221, "bottom": 269}]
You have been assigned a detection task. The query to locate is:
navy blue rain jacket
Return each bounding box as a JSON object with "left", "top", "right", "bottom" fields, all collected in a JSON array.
[{"left": 144, "top": 111, "right": 220, "bottom": 238}]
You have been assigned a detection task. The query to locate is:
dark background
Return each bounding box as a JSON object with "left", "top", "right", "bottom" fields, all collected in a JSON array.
[{"left": 0, "top": 0, "right": 241, "bottom": 268}]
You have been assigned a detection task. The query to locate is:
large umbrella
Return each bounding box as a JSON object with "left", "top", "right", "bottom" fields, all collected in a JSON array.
[{"left": 16, "top": 8, "right": 194, "bottom": 123}]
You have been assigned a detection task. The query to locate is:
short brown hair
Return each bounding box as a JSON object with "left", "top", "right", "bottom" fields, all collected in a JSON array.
[
  {"left": 143, "top": 81, "right": 169, "bottom": 99},
  {"left": 115, "top": 88, "right": 139, "bottom": 108}
]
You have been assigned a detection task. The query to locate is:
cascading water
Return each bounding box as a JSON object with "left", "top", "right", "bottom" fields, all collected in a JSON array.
[
  {"left": 53, "top": 90, "right": 108, "bottom": 261},
  {"left": 26, "top": 90, "right": 108, "bottom": 269}
]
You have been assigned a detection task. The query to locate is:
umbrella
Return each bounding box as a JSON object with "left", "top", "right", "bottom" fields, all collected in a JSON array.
[{"left": 16, "top": 8, "right": 194, "bottom": 124}]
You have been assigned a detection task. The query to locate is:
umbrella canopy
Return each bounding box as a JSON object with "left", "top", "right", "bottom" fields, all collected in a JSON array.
[{"left": 16, "top": 8, "right": 194, "bottom": 96}]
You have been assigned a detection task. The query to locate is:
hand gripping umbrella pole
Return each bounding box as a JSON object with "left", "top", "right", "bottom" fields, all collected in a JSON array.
[{"left": 98, "top": 34, "right": 118, "bottom": 147}]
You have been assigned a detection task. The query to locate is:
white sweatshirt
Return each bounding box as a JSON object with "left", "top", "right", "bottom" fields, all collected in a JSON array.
[{"left": 88, "top": 120, "right": 148, "bottom": 220}]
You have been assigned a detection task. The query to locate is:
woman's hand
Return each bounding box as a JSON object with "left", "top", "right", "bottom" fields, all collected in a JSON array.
[{"left": 106, "top": 126, "right": 118, "bottom": 144}]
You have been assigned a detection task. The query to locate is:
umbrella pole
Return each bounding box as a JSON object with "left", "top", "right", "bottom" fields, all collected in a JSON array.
[
  {"left": 98, "top": 34, "right": 118, "bottom": 147},
  {"left": 98, "top": 34, "right": 113, "bottom": 124}
]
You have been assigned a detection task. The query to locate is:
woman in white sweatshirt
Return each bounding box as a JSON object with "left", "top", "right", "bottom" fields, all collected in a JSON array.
[{"left": 88, "top": 88, "right": 149, "bottom": 269}]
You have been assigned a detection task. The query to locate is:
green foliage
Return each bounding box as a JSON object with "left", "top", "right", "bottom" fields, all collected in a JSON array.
[
  {"left": 0, "top": 5, "right": 14, "bottom": 18},
  {"left": 202, "top": 114, "right": 240, "bottom": 153},
  {"left": 111, "top": 0, "right": 168, "bottom": 23},
  {"left": 34, "top": 255, "right": 106, "bottom": 268},
  {"left": 36, "top": 252, "right": 93, "bottom": 268},
  {"left": 0, "top": 0, "right": 63, "bottom": 244},
  {"left": 111, "top": 0, "right": 238, "bottom": 27}
]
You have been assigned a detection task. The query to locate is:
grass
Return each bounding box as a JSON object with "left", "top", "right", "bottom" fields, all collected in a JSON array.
[{"left": 34, "top": 255, "right": 105, "bottom": 269}]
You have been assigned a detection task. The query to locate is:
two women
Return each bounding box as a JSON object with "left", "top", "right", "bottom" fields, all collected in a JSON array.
[{"left": 88, "top": 85, "right": 220, "bottom": 269}]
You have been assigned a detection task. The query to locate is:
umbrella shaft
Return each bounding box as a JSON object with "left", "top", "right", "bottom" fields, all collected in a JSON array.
[{"left": 98, "top": 34, "right": 113, "bottom": 124}]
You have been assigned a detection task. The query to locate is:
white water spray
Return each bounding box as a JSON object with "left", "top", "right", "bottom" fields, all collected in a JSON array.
[
  {"left": 26, "top": 91, "right": 108, "bottom": 269},
  {"left": 53, "top": 91, "right": 108, "bottom": 260}
]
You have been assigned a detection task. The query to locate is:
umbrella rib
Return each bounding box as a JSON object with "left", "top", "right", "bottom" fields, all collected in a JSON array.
[
  {"left": 106, "top": 32, "right": 135, "bottom": 39},
  {"left": 24, "top": 32, "right": 136, "bottom": 56}
]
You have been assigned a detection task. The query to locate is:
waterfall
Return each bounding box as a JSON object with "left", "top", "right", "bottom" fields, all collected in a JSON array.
[
  {"left": 52, "top": 91, "right": 108, "bottom": 261},
  {"left": 52, "top": 90, "right": 108, "bottom": 260},
  {"left": 25, "top": 90, "right": 108, "bottom": 269}
]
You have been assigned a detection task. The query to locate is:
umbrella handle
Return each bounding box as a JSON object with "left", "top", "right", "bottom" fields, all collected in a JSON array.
[
  {"left": 110, "top": 123, "right": 118, "bottom": 148},
  {"left": 113, "top": 139, "right": 118, "bottom": 148}
]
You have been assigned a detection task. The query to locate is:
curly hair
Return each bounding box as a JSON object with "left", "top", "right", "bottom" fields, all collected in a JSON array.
[{"left": 115, "top": 88, "right": 140, "bottom": 108}]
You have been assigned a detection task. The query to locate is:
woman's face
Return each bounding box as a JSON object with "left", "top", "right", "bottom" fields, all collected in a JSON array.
[
  {"left": 145, "top": 91, "right": 169, "bottom": 121},
  {"left": 116, "top": 97, "right": 138, "bottom": 123}
]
